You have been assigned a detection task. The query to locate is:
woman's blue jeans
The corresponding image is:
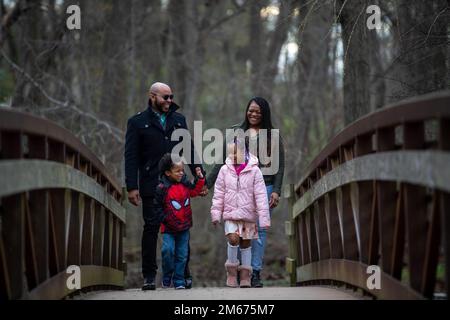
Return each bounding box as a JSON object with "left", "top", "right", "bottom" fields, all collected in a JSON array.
[
  {"left": 251, "top": 185, "right": 273, "bottom": 272},
  {"left": 161, "top": 230, "right": 190, "bottom": 287}
]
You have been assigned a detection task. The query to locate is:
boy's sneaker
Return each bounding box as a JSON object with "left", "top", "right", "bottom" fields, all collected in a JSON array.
[
  {"left": 185, "top": 277, "right": 193, "bottom": 289},
  {"left": 162, "top": 279, "right": 171, "bottom": 289},
  {"left": 175, "top": 285, "right": 186, "bottom": 290}
]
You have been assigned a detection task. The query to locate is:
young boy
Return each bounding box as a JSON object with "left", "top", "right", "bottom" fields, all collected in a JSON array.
[{"left": 154, "top": 153, "right": 205, "bottom": 289}]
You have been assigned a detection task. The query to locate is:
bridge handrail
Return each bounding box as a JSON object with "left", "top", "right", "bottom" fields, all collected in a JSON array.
[
  {"left": 0, "top": 108, "right": 122, "bottom": 198},
  {"left": 285, "top": 91, "right": 450, "bottom": 300},
  {"left": 295, "top": 91, "right": 450, "bottom": 195},
  {"left": 0, "top": 108, "right": 126, "bottom": 300}
]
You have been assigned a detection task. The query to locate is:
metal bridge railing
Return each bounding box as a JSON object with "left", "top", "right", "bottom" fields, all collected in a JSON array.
[
  {"left": 285, "top": 91, "right": 450, "bottom": 299},
  {"left": 0, "top": 108, "right": 126, "bottom": 300}
]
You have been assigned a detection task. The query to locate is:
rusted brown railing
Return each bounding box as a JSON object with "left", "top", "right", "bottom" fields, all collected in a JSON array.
[
  {"left": 285, "top": 91, "right": 450, "bottom": 299},
  {"left": 0, "top": 108, "right": 126, "bottom": 300}
]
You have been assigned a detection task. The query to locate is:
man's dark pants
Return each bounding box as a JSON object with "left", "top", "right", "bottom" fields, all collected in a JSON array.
[
  {"left": 142, "top": 196, "right": 159, "bottom": 280},
  {"left": 141, "top": 196, "right": 192, "bottom": 282}
]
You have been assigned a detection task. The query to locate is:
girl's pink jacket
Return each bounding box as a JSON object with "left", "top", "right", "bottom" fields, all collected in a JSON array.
[{"left": 210, "top": 154, "right": 271, "bottom": 228}]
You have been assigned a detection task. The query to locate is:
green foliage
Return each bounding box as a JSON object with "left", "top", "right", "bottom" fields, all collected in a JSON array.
[{"left": 282, "top": 116, "right": 296, "bottom": 137}]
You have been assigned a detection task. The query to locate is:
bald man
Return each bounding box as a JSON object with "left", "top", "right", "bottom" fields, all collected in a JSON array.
[{"left": 125, "top": 82, "right": 206, "bottom": 290}]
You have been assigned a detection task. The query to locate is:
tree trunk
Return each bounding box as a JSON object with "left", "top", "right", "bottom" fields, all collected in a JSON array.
[
  {"left": 369, "top": 28, "right": 385, "bottom": 111},
  {"left": 291, "top": 0, "right": 334, "bottom": 177},
  {"left": 168, "top": 0, "right": 220, "bottom": 125},
  {"left": 98, "top": 0, "right": 130, "bottom": 124},
  {"left": 249, "top": 0, "right": 295, "bottom": 100},
  {"left": 135, "top": 0, "right": 163, "bottom": 110},
  {"left": 11, "top": 0, "right": 44, "bottom": 108},
  {"left": 168, "top": 0, "right": 189, "bottom": 107},
  {"left": 249, "top": 1, "right": 264, "bottom": 95},
  {"left": 260, "top": 0, "right": 295, "bottom": 101},
  {"left": 338, "top": 0, "right": 371, "bottom": 125},
  {"left": 391, "top": 0, "right": 448, "bottom": 100}
]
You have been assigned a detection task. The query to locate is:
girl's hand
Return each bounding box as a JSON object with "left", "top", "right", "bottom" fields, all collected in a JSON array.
[
  {"left": 195, "top": 167, "right": 204, "bottom": 179},
  {"left": 269, "top": 192, "right": 280, "bottom": 208},
  {"left": 212, "top": 221, "right": 219, "bottom": 228}
]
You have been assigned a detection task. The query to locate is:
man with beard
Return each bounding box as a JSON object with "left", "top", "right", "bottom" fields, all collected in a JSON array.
[{"left": 125, "top": 82, "right": 207, "bottom": 290}]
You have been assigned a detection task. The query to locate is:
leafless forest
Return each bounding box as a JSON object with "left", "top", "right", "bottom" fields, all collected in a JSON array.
[{"left": 1, "top": 0, "right": 448, "bottom": 287}]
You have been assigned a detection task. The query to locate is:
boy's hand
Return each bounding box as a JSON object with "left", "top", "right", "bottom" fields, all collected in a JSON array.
[{"left": 195, "top": 167, "right": 204, "bottom": 179}]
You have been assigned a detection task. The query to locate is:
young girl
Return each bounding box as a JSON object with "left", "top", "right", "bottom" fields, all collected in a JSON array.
[{"left": 210, "top": 141, "right": 270, "bottom": 288}]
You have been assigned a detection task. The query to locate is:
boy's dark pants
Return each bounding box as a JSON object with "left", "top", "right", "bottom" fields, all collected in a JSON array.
[{"left": 141, "top": 196, "right": 191, "bottom": 282}]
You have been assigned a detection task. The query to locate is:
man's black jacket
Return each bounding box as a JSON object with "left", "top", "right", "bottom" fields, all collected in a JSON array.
[{"left": 124, "top": 102, "right": 204, "bottom": 197}]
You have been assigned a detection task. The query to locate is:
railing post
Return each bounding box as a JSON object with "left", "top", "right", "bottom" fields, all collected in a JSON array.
[
  {"left": 284, "top": 184, "right": 298, "bottom": 286},
  {"left": 1, "top": 131, "right": 27, "bottom": 299},
  {"left": 439, "top": 118, "right": 449, "bottom": 299},
  {"left": 121, "top": 187, "right": 128, "bottom": 275}
]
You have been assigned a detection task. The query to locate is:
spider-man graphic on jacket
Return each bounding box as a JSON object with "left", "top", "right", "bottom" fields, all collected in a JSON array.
[{"left": 154, "top": 174, "right": 205, "bottom": 234}]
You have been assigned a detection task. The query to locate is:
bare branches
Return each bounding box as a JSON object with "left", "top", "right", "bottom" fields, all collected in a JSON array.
[
  {"left": 206, "top": 4, "right": 248, "bottom": 33},
  {"left": 0, "top": 49, "right": 124, "bottom": 144},
  {"left": 1, "top": 48, "right": 68, "bottom": 106},
  {"left": 340, "top": 3, "right": 366, "bottom": 73},
  {"left": 424, "top": 6, "right": 449, "bottom": 44}
]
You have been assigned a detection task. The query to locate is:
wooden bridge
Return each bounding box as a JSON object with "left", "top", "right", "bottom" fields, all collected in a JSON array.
[
  {"left": 0, "top": 91, "right": 449, "bottom": 300},
  {"left": 0, "top": 108, "right": 125, "bottom": 299}
]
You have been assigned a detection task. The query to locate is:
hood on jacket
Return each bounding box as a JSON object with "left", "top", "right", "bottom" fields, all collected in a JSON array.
[
  {"left": 158, "top": 173, "right": 196, "bottom": 189},
  {"left": 225, "top": 153, "right": 259, "bottom": 172}
]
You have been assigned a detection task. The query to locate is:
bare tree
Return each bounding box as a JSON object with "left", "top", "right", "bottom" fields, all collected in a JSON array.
[
  {"left": 98, "top": 0, "right": 131, "bottom": 125},
  {"left": 387, "top": 0, "right": 449, "bottom": 101},
  {"left": 249, "top": 0, "right": 296, "bottom": 101},
  {"left": 338, "top": 0, "right": 371, "bottom": 125}
]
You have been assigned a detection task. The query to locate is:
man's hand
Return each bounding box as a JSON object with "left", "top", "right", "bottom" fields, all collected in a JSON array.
[
  {"left": 269, "top": 192, "right": 280, "bottom": 209},
  {"left": 128, "top": 189, "right": 141, "bottom": 206},
  {"left": 199, "top": 185, "right": 209, "bottom": 197}
]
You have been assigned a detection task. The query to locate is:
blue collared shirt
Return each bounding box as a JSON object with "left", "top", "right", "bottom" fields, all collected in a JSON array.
[{"left": 153, "top": 110, "right": 167, "bottom": 129}]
